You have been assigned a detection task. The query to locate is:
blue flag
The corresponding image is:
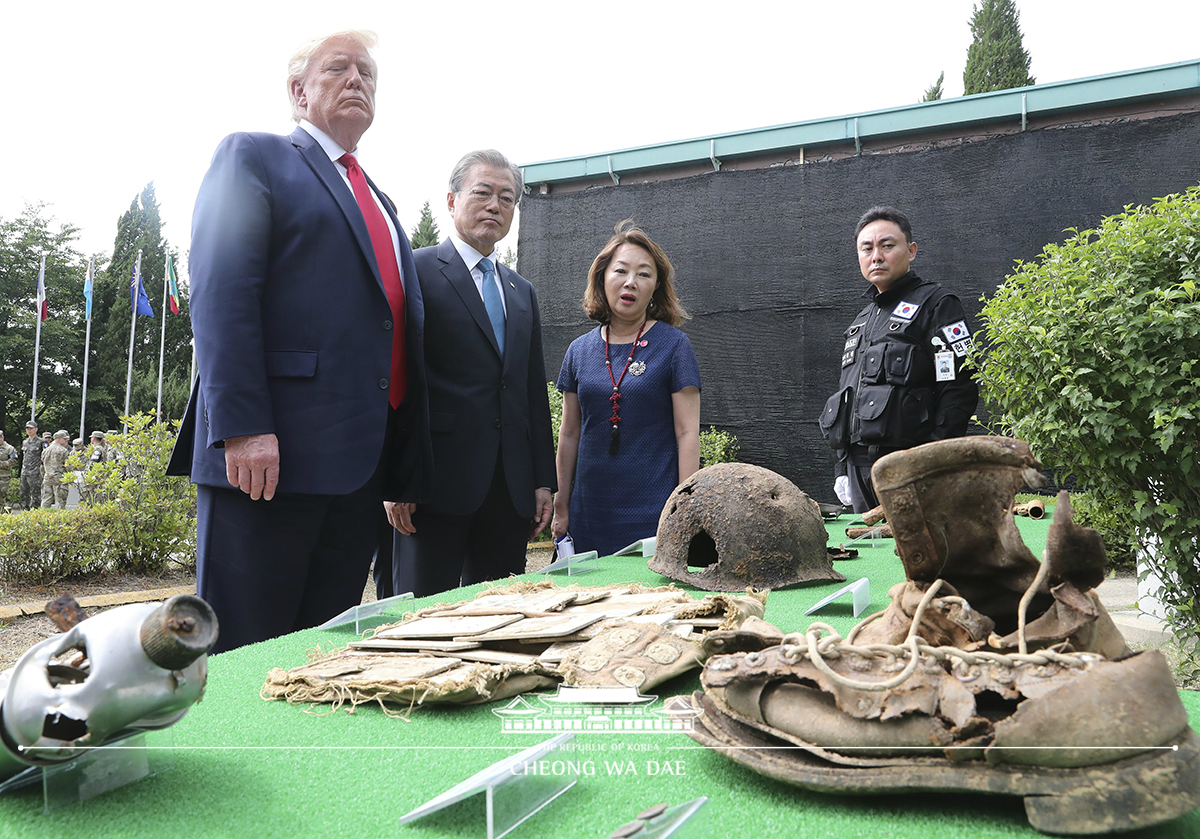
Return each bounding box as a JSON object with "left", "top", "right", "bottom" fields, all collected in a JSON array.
[
  {"left": 131, "top": 266, "right": 154, "bottom": 317},
  {"left": 84, "top": 258, "right": 94, "bottom": 320}
]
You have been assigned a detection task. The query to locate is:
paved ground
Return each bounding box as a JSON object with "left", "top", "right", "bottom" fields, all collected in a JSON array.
[{"left": 1095, "top": 573, "right": 1174, "bottom": 648}]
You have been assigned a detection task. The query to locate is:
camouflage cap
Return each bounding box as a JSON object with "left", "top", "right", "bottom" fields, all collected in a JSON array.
[
  {"left": 53, "top": 430, "right": 70, "bottom": 440},
  {"left": 26, "top": 420, "right": 37, "bottom": 429},
  {"left": 90, "top": 431, "right": 106, "bottom": 441}
]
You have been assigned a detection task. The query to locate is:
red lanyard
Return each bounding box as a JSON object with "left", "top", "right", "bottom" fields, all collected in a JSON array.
[{"left": 604, "top": 319, "right": 648, "bottom": 455}]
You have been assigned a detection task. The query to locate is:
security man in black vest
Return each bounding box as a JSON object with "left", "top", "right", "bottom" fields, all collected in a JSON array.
[{"left": 820, "top": 206, "right": 978, "bottom": 513}]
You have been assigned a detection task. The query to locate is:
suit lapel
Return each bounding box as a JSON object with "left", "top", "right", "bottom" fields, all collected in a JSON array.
[
  {"left": 498, "top": 263, "right": 528, "bottom": 352},
  {"left": 291, "top": 127, "right": 385, "bottom": 295},
  {"left": 438, "top": 239, "right": 502, "bottom": 359}
]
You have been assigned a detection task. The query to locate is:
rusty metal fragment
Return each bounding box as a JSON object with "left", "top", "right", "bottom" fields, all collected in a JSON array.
[
  {"left": 44, "top": 593, "right": 87, "bottom": 631},
  {"left": 651, "top": 463, "right": 845, "bottom": 591}
]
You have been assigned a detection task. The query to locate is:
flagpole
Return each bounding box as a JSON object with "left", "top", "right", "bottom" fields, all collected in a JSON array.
[
  {"left": 79, "top": 256, "right": 95, "bottom": 441},
  {"left": 30, "top": 254, "right": 46, "bottom": 423},
  {"left": 157, "top": 255, "right": 168, "bottom": 421},
  {"left": 123, "top": 249, "right": 143, "bottom": 434}
]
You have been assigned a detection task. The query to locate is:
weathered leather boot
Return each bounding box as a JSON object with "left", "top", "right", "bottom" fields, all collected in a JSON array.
[
  {"left": 687, "top": 625, "right": 1198, "bottom": 835},
  {"left": 858, "top": 437, "right": 1128, "bottom": 658},
  {"left": 681, "top": 437, "right": 1198, "bottom": 834}
]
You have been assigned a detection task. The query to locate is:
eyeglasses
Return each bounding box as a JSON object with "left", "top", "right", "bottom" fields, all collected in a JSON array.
[{"left": 466, "top": 188, "right": 516, "bottom": 210}]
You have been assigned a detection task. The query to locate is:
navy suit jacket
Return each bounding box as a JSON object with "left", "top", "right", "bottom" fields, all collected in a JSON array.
[
  {"left": 415, "top": 238, "right": 556, "bottom": 517},
  {"left": 168, "top": 127, "right": 432, "bottom": 501}
]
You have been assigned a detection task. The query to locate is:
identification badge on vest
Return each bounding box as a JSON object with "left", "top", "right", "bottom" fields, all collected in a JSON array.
[{"left": 935, "top": 351, "right": 956, "bottom": 381}]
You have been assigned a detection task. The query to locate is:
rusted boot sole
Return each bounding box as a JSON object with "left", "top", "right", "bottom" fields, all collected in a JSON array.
[{"left": 684, "top": 690, "right": 1200, "bottom": 835}]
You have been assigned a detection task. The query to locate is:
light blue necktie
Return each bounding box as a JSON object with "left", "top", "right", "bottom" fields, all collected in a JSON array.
[{"left": 479, "top": 257, "right": 505, "bottom": 356}]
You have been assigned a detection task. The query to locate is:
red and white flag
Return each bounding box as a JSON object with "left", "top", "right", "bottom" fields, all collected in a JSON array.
[{"left": 35, "top": 255, "right": 48, "bottom": 321}]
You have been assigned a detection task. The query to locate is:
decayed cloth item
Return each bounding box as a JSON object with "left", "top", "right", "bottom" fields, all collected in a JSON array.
[{"left": 262, "top": 580, "right": 765, "bottom": 714}]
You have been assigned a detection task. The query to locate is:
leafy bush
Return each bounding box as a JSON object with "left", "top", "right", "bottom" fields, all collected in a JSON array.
[
  {"left": 71, "top": 412, "right": 197, "bottom": 574},
  {"left": 546, "top": 382, "right": 564, "bottom": 450},
  {"left": 973, "top": 185, "right": 1200, "bottom": 656},
  {"left": 1070, "top": 490, "right": 1138, "bottom": 573},
  {"left": 0, "top": 504, "right": 126, "bottom": 584},
  {"left": 699, "top": 427, "right": 740, "bottom": 467}
]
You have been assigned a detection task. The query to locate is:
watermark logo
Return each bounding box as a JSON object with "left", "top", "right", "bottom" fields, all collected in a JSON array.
[{"left": 492, "top": 685, "right": 701, "bottom": 735}]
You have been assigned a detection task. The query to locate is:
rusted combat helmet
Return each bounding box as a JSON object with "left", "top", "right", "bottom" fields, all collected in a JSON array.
[{"left": 650, "top": 463, "right": 844, "bottom": 591}]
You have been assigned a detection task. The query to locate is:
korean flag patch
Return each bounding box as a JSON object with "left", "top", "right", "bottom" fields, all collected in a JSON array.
[
  {"left": 942, "top": 320, "right": 970, "bottom": 344},
  {"left": 892, "top": 300, "right": 921, "bottom": 321}
]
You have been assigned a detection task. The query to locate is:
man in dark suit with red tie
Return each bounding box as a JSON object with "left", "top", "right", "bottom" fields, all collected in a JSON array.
[
  {"left": 170, "top": 30, "right": 431, "bottom": 653},
  {"left": 385, "top": 150, "right": 556, "bottom": 597}
]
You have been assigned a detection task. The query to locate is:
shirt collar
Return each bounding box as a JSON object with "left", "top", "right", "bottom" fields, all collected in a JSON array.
[
  {"left": 298, "top": 120, "right": 350, "bottom": 165},
  {"left": 449, "top": 232, "right": 494, "bottom": 271}
]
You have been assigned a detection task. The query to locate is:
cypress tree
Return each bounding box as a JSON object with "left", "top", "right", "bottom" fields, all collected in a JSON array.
[
  {"left": 922, "top": 71, "right": 945, "bottom": 102},
  {"left": 88, "top": 184, "right": 193, "bottom": 429},
  {"left": 409, "top": 201, "right": 441, "bottom": 249},
  {"left": 963, "top": 0, "right": 1035, "bottom": 95}
]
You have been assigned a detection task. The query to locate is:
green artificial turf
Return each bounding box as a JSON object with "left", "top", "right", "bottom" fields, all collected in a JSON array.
[{"left": 0, "top": 511, "right": 1195, "bottom": 839}]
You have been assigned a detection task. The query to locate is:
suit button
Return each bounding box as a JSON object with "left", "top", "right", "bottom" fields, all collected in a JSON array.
[
  {"left": 379, "top": 379, "right": 388, "bottom": 390},
  {"left": 383, "top": 320, "right": 393, "bottom": 331},
  {"left": 493, "top": 419, "right": 502, "bottom": 429},
  {"left": 501, "top": 380, "right": 507, "bottom": 389}
]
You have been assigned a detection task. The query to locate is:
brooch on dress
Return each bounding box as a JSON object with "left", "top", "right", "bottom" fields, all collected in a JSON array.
[{"left": 629, "top": 361, "right": 647, "bottom": 376}]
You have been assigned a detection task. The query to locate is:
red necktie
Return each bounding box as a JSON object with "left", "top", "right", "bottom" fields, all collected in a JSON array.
[{"left": 340, "top": 153, "right": 406, "bottom": 408}]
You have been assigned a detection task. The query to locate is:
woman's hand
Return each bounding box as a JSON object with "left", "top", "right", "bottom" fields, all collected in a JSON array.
[{"left": 551, "top": 506, "right": 569, "bottom": 540}]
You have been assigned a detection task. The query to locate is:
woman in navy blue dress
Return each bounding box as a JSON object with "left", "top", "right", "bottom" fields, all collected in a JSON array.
[{"left": 553, "top": 221, "right": 701, "bottom": 557}]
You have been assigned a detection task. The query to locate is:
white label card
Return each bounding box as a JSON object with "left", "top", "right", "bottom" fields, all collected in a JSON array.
[{"left": 935, "top": 351, "right": 956, "bottom": 381}]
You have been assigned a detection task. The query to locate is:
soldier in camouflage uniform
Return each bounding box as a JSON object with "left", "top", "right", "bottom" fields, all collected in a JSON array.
[
  {"left": 89, "top": 431, "right": 112, "bottom": 464},
  {"left": 20, "top": 421, "right": 45, "bottom": 510},
  {"left": 0, "top": 431, "right": 17, "bottom": 510},
  {"left": 40, "top": 430, "right": 72, "bottom": 509}
]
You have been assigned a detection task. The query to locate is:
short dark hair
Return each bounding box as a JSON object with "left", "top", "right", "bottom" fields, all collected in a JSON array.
[
  {"left": 855, "top": 206, "right": 913, "bottom": 244},
  {"left": 582, "top": 220, "right": 689, "bottom": 327}
]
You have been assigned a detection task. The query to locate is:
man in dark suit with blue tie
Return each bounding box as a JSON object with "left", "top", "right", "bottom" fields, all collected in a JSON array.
[
  {"left": 170, "top": 30, "right": 432, "bottom": 653},
  {"left": 385, "top": 150, "right": 555, "bottom": 597}
]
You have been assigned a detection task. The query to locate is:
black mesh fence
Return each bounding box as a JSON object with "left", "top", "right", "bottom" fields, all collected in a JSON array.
[{"left": 518, "top": 112, "right": 1200, "bottom": 502}]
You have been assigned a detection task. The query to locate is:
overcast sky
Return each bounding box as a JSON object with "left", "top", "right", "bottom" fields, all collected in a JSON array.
[{"left": 3, "top": 0, "right": 1197, "bottom": 276}]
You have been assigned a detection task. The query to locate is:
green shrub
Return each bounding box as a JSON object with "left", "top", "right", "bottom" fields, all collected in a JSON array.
[
  {"left": 72, "top": 412, "right": 197, "bottom": 574},
  {"left": 973, "top": 185, "right": 1200, "bottom": 658},
  {"left": 546, "top": 382, "right": 564, "bottom": 451},
  {"left": 0, "top": 504, "right": 125, "bottom": 584},
  {"left": 699, "top": 427, "right": 740, "bottom": 467},
  {"left": 1069, "top": 490, "right": 1138, "bottom": 573}
]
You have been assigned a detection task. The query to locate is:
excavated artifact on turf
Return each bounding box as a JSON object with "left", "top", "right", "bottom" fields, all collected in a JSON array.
[
  {"left": 0, "top": 594, "right": 218, "bottom": 783},
  {"left": 681, "top": 437, "right": 1199, "bottom": 835},
  {"left": 650, "top": 462, "right": 844, "bottom": 591},
  {"left": 857, "top": 436, "right": 1129, "bottom": 657}
]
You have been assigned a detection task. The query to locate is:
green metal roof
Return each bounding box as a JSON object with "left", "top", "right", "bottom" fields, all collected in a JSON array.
[{"left": 520, "top": 59, "right": 1200, "bottom": 186}]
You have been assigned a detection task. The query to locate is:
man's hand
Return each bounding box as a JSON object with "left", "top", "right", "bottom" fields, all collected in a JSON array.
[
  {"left": 225, "top": 433, "right": 280, "bottom": 500},
  {"left": 385, "top": 501, "right": 416, "bottom": 535},
  {"left": 530, "top": 488, "right": 553, "bottom": 539}
]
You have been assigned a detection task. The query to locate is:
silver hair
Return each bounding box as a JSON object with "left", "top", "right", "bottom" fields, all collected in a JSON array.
[
  {"left": 286, "top": 30, "right": 379, "bottom": 123},
  {"left": 448, "top": 150, "right": 524, "bottom": 204}
]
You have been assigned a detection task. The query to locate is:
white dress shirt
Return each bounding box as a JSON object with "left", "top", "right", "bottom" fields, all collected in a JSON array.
[
  {"left": 298, "top": 120, "right": 405, "bottom": 289},
  {"left": 449, "top": 233, "right": 507, "bottom": 317}
]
